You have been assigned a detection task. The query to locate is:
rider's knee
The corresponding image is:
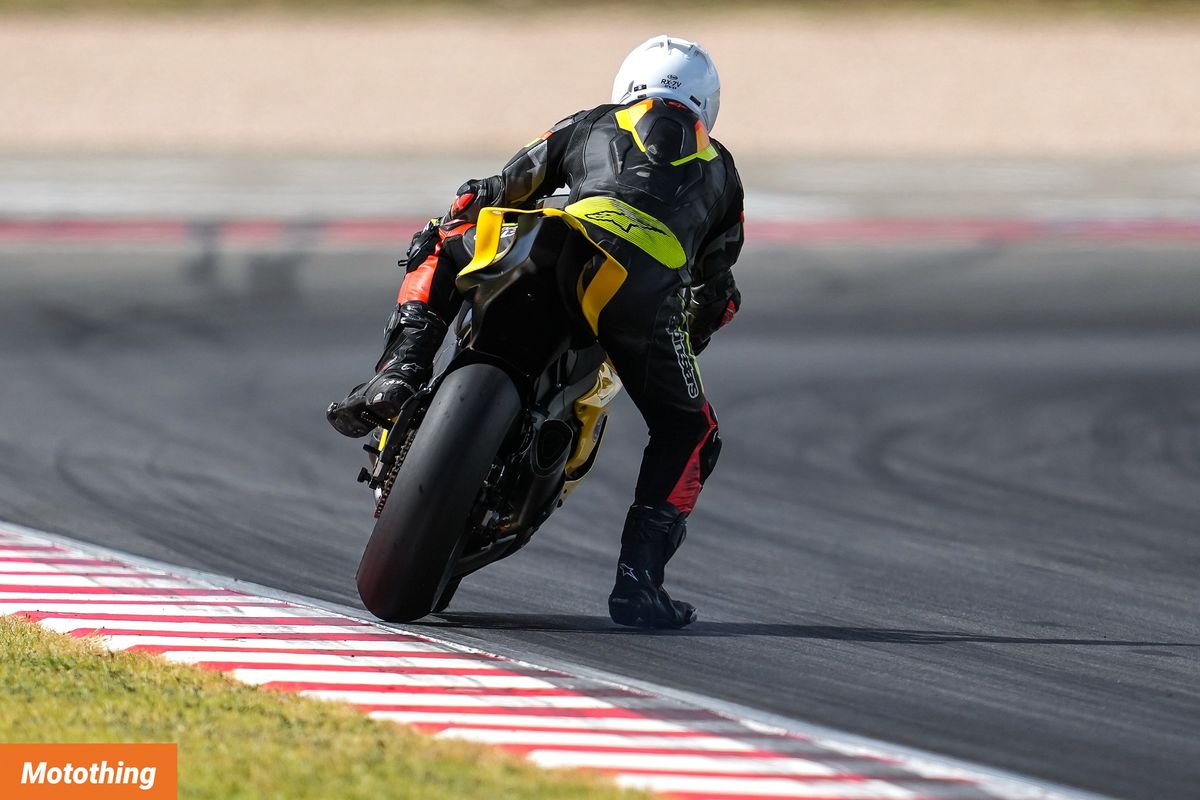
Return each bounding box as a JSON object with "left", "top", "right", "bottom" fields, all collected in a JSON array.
[
  {"left": 654, "top": 402, "right": 720, "bottom": 472},
  {"left": 698, "top": 417, "right": 721, "bottom": 484}
]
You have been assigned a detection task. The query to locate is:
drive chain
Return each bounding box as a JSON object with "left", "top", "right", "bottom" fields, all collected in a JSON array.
[{"left": 373, "top": 428, "right": 415, "bottom": 519}]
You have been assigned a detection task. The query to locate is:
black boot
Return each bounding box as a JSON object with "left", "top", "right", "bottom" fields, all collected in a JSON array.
[
  {"left": 327, "top": 301, "right": 448, "bottom": 438},
  {"left": 608, "top": 502, "right": 697, "bottom": 629}
]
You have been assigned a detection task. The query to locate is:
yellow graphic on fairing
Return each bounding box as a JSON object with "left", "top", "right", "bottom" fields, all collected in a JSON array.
[
  {"left": 451, "top": 209, "right": 626, "bottom": 497},
  {"left": 579, "top": 256, "right": 627, "bottom": 336},
  {"left": 458, "top": 206, "right": 629, "bottom": 335},
  {"left": 459, "top": 206, "right": 510, "bottom": 277},
  {"left": 562, "top": 360, "right": 622, "bottom": 500},
  {"left": 564, "top": 197, "right": 686, "bottom": 270}
]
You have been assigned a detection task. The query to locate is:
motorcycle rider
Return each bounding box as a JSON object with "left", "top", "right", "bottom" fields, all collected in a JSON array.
[{"left": 328, "top": 35, "right": 744, "bottom": 629}]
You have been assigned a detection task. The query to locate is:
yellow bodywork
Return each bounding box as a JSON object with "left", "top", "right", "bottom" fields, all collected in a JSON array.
[
  {"left": 459, "top": 206, "right": 634, "bottom": 335},
  {"left": 456, "top": 206, "right": 627, "bottom": 498},
  {"left": 458, "top": 206, "right": 512, "bottom": 278},
  {"left": 577, "top": 255, "right": 627, "bottom": 336},
  {"left": 561, "top": 360, "right": 622, "bottom": 500}
]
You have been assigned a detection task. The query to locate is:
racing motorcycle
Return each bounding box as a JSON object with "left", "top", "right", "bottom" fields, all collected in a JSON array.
[{"left": 353, "top": 205, "right": 623, "bottom": 622}]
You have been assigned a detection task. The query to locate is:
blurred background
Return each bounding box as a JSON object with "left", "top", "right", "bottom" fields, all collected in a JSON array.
[
  {"left": 1, "top": 3, "right": 1199, "bottom": 799},
  {"left": 2, "top": 2, "right": 1199, "bottom": 251}
]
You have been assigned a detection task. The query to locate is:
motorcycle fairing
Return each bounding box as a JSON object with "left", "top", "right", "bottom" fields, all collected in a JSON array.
[{"left": 461, "top": 206, "right": 635, "bottom": 336}]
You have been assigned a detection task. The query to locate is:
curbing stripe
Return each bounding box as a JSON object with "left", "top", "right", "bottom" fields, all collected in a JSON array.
[{"left": 0, "top": 521, "right": 1112, "bottom": 800}]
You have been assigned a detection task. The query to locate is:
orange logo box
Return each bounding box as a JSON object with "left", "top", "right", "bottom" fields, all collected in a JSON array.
[{"left": 0, "top": 744, "right": 177, "bottom": 799}]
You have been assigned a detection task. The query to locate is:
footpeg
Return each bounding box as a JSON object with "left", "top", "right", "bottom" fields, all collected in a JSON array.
[{"left": 358, "top": 409, "right": 393, "bottom": 429}]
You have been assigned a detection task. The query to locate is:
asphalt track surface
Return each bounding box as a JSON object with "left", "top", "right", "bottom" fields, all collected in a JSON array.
[{"left": 2, "top": 235, "right": 1198, "bottom": 799}]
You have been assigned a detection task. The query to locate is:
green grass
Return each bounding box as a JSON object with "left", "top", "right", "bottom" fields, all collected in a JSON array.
[{"left": 0, "top": 616, "right": 646, "bottom": 800}]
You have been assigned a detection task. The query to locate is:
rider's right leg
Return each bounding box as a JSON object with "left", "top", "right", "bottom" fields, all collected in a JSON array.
[
  {"left": 596, "top": 275, "right": 721, "bottom": 629},
  {"left": 326, "top": 220, "right": 471, "bottom": 438}
]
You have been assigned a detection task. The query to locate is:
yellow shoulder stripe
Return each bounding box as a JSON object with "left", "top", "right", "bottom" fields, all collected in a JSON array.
[
  {"left": 614, "top": 99, "right": 654, "bottom": 154},
  {"left": 615, "top": 101, "right": 719, "bottom": 167}
]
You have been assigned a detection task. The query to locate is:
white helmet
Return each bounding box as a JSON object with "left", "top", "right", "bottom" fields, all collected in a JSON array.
[{"left": 611, "top": 35, "right": 721, "bottom": 131}]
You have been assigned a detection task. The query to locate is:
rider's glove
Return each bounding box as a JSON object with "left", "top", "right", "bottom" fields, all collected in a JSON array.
[
  {"left": 687, "top": 282, "right": 740, "bottom": 356},
  {"left": 447, "top": 177, "right": 503, "bottom": 223},
  {"left": 399, "top": 220, "right": 440, "bottom": 272}
]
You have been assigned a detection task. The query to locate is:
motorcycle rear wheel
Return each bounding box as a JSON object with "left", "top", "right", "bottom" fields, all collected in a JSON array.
[{"left": 355, "top": 362, "right": 521, "bottom": 622}]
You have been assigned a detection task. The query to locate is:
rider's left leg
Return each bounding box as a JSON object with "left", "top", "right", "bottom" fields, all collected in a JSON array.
[{"left": 326, "top": 300, "right": 448, "bottom": 438}]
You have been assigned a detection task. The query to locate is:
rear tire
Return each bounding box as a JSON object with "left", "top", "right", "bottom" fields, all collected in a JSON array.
[{"left": 356, "top": 363, "right": 521, "bottom": 622}]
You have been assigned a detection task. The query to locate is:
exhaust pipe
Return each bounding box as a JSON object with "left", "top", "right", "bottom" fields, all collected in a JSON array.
[{"left": 532, "top": 418, "right": 573, "bottom": 477}]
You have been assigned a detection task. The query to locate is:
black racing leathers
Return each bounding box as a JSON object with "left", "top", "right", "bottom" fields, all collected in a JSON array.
[
  {"left": 429, "top": 98, "right": 744, "bottom": 517},
  {"left": 454, "top": 101, "right": 743, "bottom": 350}
]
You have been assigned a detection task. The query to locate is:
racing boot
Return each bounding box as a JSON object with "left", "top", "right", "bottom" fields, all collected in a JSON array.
[
  {"left": 326, "top": 301, "right": 447, "bottom": 438},
  {"left": 608, "top": 502, "right": 697, "bottom": 629}
]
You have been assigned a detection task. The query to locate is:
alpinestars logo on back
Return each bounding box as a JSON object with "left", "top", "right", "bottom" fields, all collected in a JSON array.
[{"left": 584, "top": 210, "right": 667, "bottom": 235}]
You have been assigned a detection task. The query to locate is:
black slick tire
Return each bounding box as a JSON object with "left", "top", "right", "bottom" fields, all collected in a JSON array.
[{"left": 356, "top": 363, "right": 521, "bottom": 622}]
